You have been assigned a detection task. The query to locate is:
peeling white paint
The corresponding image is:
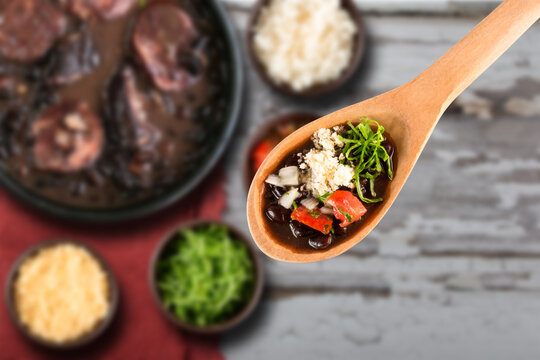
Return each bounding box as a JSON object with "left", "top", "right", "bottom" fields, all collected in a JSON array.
[
  {"left": 462, "top": 159, "right": 540, "bottom": 175},
  {"left": 455, "top": 93, "right": 494, "bottom": 120},
  {"left": 382, "top": 213, "right": 525, "bottom": 238},
  {"left": 430, "top": 128, "right": 456, "bottom": 141},
  {"left": 505, "top": 96, "right": 540, "bottom": 117},
  {"left": 493, "top": 183, "right": 540, "bottom": 209},
  {"left": 433, "top": 149, "right": 479, "bottom": 164},
  {"left": 446, "top": 273, "right": 483, "bottom": 290}
]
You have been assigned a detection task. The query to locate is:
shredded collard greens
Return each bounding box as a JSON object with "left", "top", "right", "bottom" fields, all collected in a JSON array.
[
  {"left": 338, "top": 118, "right": 394, "bottom": 203},
  {"left": 157, "top": 225, "right": 255, "bottom": 327}
]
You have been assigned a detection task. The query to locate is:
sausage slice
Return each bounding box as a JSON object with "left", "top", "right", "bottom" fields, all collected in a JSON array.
[
  {"left": 133, "top": 3, "right": 199, "bottom": 92},
  {"left": 63, "top": 0, "right": 136, "bottom": 20},
  {"left": 32, "top": 101, "right": 104, "bottom": 172},
  {"left": 0, "top": 0, "right": 66, "bottom": 63}
]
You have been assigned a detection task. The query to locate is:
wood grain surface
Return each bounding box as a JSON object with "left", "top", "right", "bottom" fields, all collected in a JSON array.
[{"left": 220, "top": 2, "right": 540, "bottom": 359}]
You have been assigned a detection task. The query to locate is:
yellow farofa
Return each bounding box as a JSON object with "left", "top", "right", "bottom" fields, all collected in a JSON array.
[{"left": 14, "top": 244, "right": 109, "bottom": 344}]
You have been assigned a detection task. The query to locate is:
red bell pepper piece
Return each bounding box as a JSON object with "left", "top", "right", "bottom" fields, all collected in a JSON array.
[
  {"left": 326, "top": 191, "right": 367, "bottom": 227},
  {"left": 291, "top": 206, "right": 333, "bottom": 234},
  {"left": 252, "top": 140, "right": 273, "bottom": 171}
]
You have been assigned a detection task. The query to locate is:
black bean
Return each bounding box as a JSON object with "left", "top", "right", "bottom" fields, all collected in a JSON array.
[
  {"left": 0, "top": 146, "right": 7, "bottom": 160},
  {"left": 0, "top": 77, "right": 16, "bottom": 99},
  {"left": 3, "top": 110, "right": 21, "bottom": 131},
  {"left": 99, "top": 163, "right": 113, "bottom": 177},
  {"left": 267, "top": 184, "right": 286, "bottom": 200},
  {"left": 283, "top": 154, "right": 299, "bottom": 167},
  {"left": 7, "top": 138, "right": 21, "bottom": 156},
  {"left": 177, "top": 53, "right": 203, "bottom": 76},
  {"left": 289, "top": 220, "right": 317, "bottom": 238},
  {"left": 70, "top": 181, "right": 87, "bottom": 196},
  {"left": 309, "top": 235, "right": 333, "bottom": 250},
  {"left": 34, "top": 179, "right": 47, "bottom": 189},
  {"left": 17, "top": 165, "right": 29, "bottom": 178},
  {"left": 86, "top": 169, "right": 104, "bottom": 186},
  {"left": 265, "top": 205, "right": 290, "bottom": 224},
  {"left": 383, "top": 142, "right": 394, "bottom": 157},
  {"left": 333, "top": 224, "right": 348, "bottom": 236}
]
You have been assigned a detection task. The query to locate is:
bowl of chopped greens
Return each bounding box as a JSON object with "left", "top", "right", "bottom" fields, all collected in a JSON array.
[{"left": 149, "top": 221, "right": 264, "bottom": 334}]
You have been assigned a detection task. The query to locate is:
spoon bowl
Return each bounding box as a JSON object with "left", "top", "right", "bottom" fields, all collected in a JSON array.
[
  {"left": 247, "top": 92, "right": 411, "bottom": 262},
  {"left": 247, "top": 0, "right": 540, "bottom": 263}
]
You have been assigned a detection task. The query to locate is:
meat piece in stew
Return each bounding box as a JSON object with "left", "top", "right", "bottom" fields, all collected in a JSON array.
[
  {"left": 32, "top": 101, "right": 104, "bottom": 172},
  {"left": 62, "top": 0, "right": 136, "bottom": 20},
  {"left": 48, "top": 29, "right": 101, "bottom": 86},
  {"left": 0, "top": 0, "right": 66, "bottom": 63},
  {"left": 133, "top": 3, "right": 200, "bottom": 92},
  {"left": 0, "top": 0, "right": 231, "bottom": 208}
]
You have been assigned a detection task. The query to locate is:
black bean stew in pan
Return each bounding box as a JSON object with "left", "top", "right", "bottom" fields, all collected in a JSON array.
[{"left": 0, "top": 0, "right": 231, "bottom": 208}]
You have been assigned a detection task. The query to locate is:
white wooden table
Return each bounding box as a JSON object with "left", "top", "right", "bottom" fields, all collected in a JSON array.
[{"left": 219, "top": 2, "right": 540, "bottom": 359}]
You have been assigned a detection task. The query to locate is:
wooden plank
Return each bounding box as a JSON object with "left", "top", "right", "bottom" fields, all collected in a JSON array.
[
  {"left": 223, "top": 292, "right": 540, "bottom": 359},
  {"left": 221, "top": 6, "right": 540, "bottom": 359}
]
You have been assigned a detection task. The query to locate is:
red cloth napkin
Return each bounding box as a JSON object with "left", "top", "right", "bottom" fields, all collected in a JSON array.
[{"left": 0, "top": 168, "right": 226, "bottom": 360}]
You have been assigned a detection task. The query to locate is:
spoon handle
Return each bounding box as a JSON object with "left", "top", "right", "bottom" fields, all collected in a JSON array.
[{"left": 404, "top": 0, "right": 540, "bottom": 126}]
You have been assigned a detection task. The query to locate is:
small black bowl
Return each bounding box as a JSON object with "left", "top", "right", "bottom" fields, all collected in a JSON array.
[
  {"left": 247, "top": 0, "right": 366, "bottom": 98},
  {"left": 149, "top": 220, "right": 264, "bottom": 335},
  {"left": 4, "top": 240, "right": 119, "bottom": 350},
  {"left": 0, "top": 0, "right": 243, "bottom": 223}
]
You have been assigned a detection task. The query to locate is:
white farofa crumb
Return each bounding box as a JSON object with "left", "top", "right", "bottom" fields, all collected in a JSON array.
[
  {"left": 304, "top": 150, "right": 354, "bottom": 196},
  {"left": 301, "top": 127, "right": 354, "bottom": 196},
  {"left": 312, "top": 128, "right": 335, "bottom": 151},
  {"left": 253, "top": 0, "right": 357, "bottom": 91}
]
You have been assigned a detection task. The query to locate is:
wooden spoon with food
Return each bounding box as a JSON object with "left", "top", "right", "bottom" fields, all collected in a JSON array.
[{"left": 247, "top": 0, "right": 540, "bottom": 263}]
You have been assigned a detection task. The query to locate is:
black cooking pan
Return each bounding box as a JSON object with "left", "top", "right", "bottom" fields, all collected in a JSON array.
[{"left": 0, "top": 0, "right": 243, "bottom": 223}]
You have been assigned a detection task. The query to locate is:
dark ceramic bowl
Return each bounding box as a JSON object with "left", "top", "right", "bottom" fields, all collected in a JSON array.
[
  {"left": 247, "top": 0, "right": 365, "bottom": 98},
  {"left": 4, "top": 240, "right": 119, "bottom": 350},
  {"left": 149, "top": 220, "right": 264, "bottom": 334},
  {"left": 243, "top": 112, "right": 319, "bottom": 190},
  {"left": 0, "top": 0, "right": 243, "bottom": 223}
]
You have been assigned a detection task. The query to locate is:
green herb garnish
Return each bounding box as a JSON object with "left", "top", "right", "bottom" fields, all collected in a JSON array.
[
  {"left": 338, "top": 118, "right": 393, "bottom": 203},
  {"left": 307, "top": 208, "right": 320, "bottom": 218},
  {"left": 156, "top": 225, "right": 255, "bottom": 327},
  {"left": 318, "top": 192, "right": 331, "bottom": 203},
  {"left": 292, "top": 201, "right": 298, "bottom": 210},
  {"left": 337, "top": 207, "right": 353, "bottom": 222}
]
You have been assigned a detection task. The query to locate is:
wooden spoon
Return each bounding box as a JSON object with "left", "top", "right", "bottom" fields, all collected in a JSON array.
[{"left": 247, "top": 0, "right": 540, "bottom": 263}]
